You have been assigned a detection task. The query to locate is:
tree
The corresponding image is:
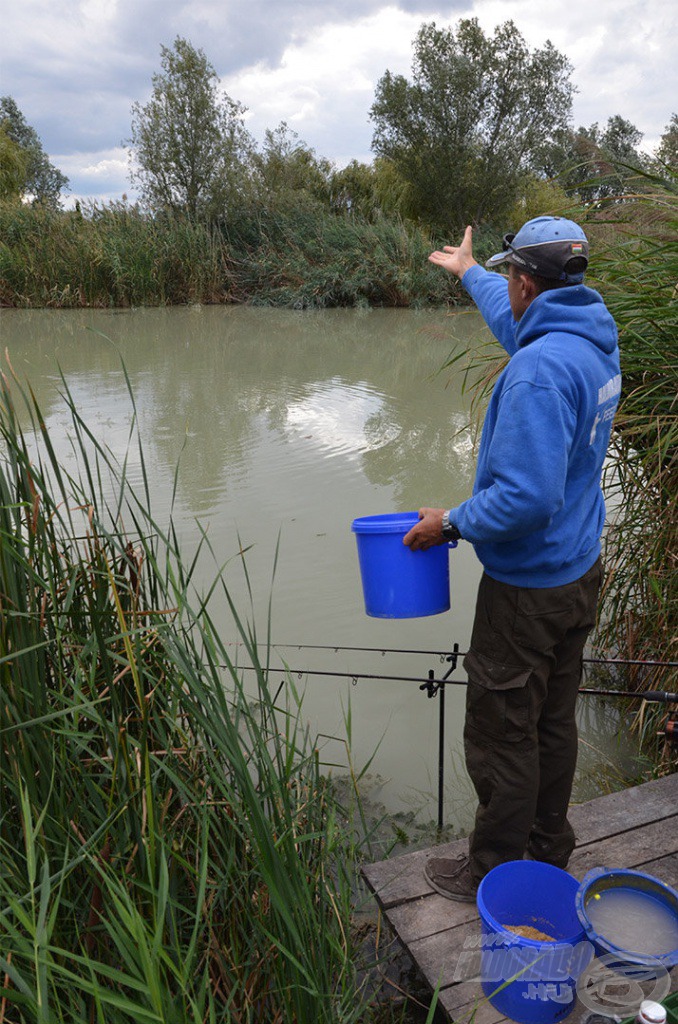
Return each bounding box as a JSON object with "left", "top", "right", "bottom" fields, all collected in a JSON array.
[
  {"left": 128, "top": 37, "right": 253, "bottom": 219},
  {"left": 329, "top": 157, "right": 411, "bottom": 221},
  {"left": 253, "top": 122, "right": 333, "bottom": 210},
  {"left": 655, "top": 113, "right": 678, "bottom": 170},
  {"left": 330, "top": 160, "right": 378, "bottom": 218},
  {"left": 0, "top": 126, "right": 29, "bottom": 201},
  {"left": 0, "top": 96, "right": 69, "bottom": 206},
  {"left": 370, "top": 19, "right": 573, "bottom": 233},
  {"left": 547, "top": 116, "right": 647, "bottom": 204}
]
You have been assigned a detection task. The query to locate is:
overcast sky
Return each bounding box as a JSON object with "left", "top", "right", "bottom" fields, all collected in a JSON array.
[{"left": 2, "top": 0, "right": 676, "bottom": 207}]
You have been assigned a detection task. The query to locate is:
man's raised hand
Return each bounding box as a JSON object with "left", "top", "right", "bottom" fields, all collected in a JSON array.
[{"left": 428, "top": 225, "right": 476, "bottom": 280}]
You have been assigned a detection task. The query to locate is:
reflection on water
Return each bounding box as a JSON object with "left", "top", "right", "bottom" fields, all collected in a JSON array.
[
  {"left": 286, "top": 379, "right": 401, "bottom": 457},
  {"left": 0, "top": 306, "right": 638, "bottom": 825}
]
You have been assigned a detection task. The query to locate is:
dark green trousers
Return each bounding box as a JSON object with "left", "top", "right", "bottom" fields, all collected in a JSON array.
[{"left": 463, "top": 558, "right": 602, "bottom": 883}]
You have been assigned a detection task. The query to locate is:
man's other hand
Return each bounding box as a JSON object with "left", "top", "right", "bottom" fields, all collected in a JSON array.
[{"left": 403, "top": 507, "right": 447, "bottom": 551}]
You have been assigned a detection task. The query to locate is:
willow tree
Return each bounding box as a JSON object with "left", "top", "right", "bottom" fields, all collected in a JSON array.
[
  {"left": 547, "top": 115, "right": 648, "bottom": 205},
  {"left": 0, "top": 96, "right": 69, "bottom": 206},
  {"left": 370, "top": 19, "right": 573, "bottom": 233},
  {"left": 0, "top": 126, "right": 29, "bottom": 201},
  {"left": 128, "top": 37, "right": 253, "bottom": 220}
]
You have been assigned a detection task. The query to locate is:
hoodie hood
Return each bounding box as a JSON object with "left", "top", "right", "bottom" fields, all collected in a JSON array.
[{"left": 516, "top": 284, "right": 618, "bottom": 355}]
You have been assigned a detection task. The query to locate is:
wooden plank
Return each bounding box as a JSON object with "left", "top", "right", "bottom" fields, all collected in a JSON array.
[
  {"left": 385, "top": 891, "right": 478, "bottom": 945},
  {"left": 362, "top": 836, "right": 468, "bottom": 908},
  {"left": 437, "top": 985, "right": 591, "bottom": 1024},
  {"left": 407, "top": 918, "right": 482, "bottom": 990},
  {"left": 637, "top": 853, "right": 678, "bottom": 888},
  {"left": 568, "top": 816, "right": 678, "bottom": 879},
  {"left": 568, "top": 773, "right": 678, "bottom": 846},
  {"left": 437, "top": 981, "right": 506, "bottom": 1024}
]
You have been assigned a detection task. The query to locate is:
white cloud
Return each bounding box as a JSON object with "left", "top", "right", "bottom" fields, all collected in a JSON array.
[
  {"left": 56, "top": 148, "right": 128, "bottom": 181},
  {"left": 223, "top": 6, "right": 422, "bottom": 154},
  {"left": 223, "top": 4, "right": 426, "bottom": 163},
  {"left": 470, "top": 0, "right": 677, "bottom": 149}
]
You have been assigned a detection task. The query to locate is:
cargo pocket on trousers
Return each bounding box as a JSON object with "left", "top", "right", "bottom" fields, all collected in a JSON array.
[{"left": 464, "top": 647, "right": 533, "bottom": 742}]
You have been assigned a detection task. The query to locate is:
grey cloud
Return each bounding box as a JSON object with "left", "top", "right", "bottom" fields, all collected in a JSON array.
[
  {"left": 6, "top": 0, "right": 464, "bottom": 160},
  {"left": 6, "top": 0, "right": 385, "bottom": 157}
]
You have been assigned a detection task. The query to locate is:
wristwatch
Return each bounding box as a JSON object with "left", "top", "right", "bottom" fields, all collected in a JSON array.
[{"left": 441, "top": 510, "right": 461, "bottom": 542}]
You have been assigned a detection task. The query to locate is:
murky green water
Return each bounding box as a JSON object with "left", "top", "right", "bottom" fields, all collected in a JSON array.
[{"left": 0, "top": 305, "right": 636, "bottom": 830}]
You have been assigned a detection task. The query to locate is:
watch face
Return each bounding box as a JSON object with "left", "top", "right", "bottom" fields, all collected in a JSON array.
[{"left": 442, "top": 514, "right": 460, "bottom": 541}]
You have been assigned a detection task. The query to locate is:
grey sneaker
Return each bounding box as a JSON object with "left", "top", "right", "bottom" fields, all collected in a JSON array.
[{"left": 424, "top": 855, "right": 478, "bottom": 903}]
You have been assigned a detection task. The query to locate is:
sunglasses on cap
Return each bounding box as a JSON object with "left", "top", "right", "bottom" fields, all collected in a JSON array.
[{"left": 501, "top": 233, "right": 540, "bottom": 274}]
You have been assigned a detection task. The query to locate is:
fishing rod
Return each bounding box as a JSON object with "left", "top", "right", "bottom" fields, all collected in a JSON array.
[
  {"left": 237, "top": 664, "right": 677, "bottom": 704},
  {"left": 245, "top": 668, "right": 678, "bottom": 703},
  {"left": 229, "top": 640, "right": 678, "bottom": 670},
  {"left": 231, "top": 641, "right": 678, "bottom": 699}
]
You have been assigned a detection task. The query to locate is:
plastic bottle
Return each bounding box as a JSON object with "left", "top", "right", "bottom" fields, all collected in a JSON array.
[{"left": 636, "top": 1001, "right": 667, "bottom": 1024}]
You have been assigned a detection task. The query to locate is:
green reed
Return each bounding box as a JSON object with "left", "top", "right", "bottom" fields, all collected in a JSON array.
[
  {"left": 0, "top": 201, "right": 227, "bottom": 307},
  {"left": 0, "top": 360, "right": 386, "bottom": 1022},
  {"left": 222, "top": 203, "right": 457, "bottom": 308},
  {"left": 587, "top": 172, "right": 677, "bottom": 708},
  {"left": 0, "top": 199, "right": 457, "bottom": 310}
]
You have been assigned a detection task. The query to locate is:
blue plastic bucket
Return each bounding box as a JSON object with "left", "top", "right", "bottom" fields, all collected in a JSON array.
[
  {"left": 576, "top": 867, "right": 678, "bottom": 973},
  {"left": 476, "top": 861, "right": 593, "bottom": 1024},
  {"left": 351, "top": 512, "right": 454, "bottom": 618}
]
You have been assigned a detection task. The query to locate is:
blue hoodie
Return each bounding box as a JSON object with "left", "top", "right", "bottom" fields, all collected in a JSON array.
[{"left": 450, "top": 265, "right": 620, "bottom": 588}]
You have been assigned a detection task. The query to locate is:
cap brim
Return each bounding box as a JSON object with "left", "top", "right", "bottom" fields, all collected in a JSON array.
[{"left": 485, "top": 251, "right": 511, "bottom": 268}]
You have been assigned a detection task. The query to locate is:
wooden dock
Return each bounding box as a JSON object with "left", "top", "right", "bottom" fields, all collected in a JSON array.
[{"left": 361, "top": 772, "right": 678, "bottom": 1023}]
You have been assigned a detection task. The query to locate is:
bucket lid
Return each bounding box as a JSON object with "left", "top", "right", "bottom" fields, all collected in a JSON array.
[{"left": 351, "top": 511, "right": 419, "bottom": 534}]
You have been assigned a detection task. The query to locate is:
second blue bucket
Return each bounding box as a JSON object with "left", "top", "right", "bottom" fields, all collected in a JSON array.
[
  {"left": 351, "top": 512, "right": 454, "bottom": 618},
  {"left": 476, "top": 861, "right": 593, "bottom": 1024}
]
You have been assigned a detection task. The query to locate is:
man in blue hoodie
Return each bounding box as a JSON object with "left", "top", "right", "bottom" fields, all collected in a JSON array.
[{"left": 404, "top": 217, "right": 620, "bottom": 901}]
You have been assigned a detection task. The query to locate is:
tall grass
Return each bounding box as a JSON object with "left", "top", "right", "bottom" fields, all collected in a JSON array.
[
  {"left": 0, "top": 201, "right": 229, "bottom": 307},
  {"left": 222, "top": 204, "right": 457, "bottom": 309},
  {"left": 0, "top": 360, "right": 377, "bottom": 1022},
  {"left": 587, "top": 173, "right": 677, "bottom": 700},
  {"left": 0, "top": 199, "right": 459, "bottom": 310}
]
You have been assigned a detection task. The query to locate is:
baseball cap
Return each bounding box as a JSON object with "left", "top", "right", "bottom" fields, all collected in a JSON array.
[{"left": 485, "top": 216, "right": 589, "bottom": 283}]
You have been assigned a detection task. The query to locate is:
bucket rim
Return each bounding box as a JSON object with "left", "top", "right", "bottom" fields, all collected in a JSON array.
[
  {"left": 477, "top": 860, "right": 583, "bottom": 947},
  {"left": 351, "top": 511, "right": 420, "bottom": 534}
]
